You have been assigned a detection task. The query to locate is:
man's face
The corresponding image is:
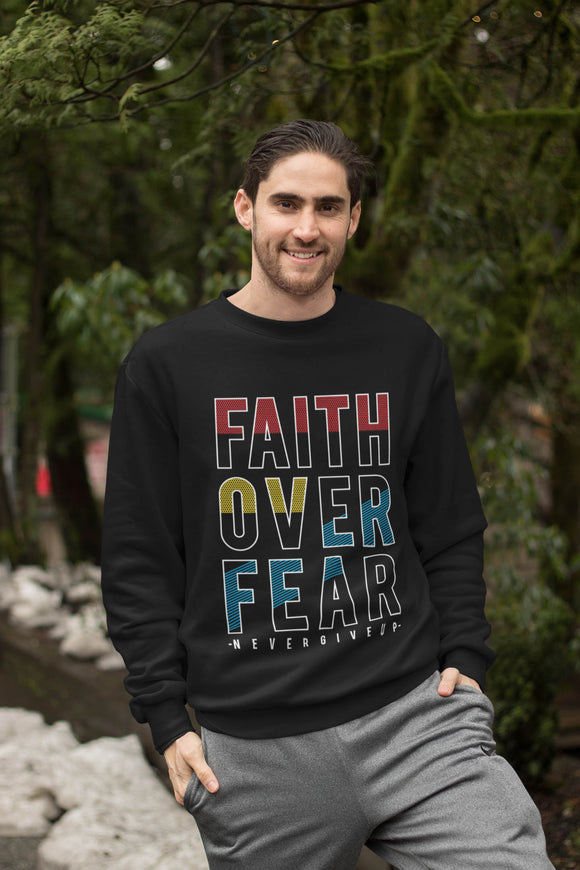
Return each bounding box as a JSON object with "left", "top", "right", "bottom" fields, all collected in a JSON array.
[{"left": 234, "top": 151, "right": 361, "bottom": 300}]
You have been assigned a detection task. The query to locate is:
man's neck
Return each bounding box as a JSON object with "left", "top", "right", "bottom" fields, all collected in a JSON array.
[{"left": 227, "top": 281, "right": 336, "bottom": 322}]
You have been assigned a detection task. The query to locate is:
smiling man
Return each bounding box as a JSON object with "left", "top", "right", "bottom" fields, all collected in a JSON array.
[
  {"left": 101, "top": 120, "right": 554, "bottom": 870},
  {"left": 231, "top": 149, "right": 360, "bottom": 315}
]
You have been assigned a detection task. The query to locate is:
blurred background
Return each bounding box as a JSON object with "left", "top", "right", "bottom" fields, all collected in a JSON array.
[{"left": 0, "top": 1, "right": 579, "bottom": 867}]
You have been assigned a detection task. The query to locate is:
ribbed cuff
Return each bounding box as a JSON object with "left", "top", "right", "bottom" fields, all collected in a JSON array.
[
  {"left": 440, "top": 647, "right": 495, "bottom": 692},
  {"left": 142, "top": 699, "right": 194, "bottom": 754}
]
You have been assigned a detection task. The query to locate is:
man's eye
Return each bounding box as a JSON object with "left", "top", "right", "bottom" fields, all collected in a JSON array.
[
  {"left": 279, "top": 201, "right": 295, "bottom": 209},
  {"left": 320, "top": 204, "right": 338, "bottom": 213}
]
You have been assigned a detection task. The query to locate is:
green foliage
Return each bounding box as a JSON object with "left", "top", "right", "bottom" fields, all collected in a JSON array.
[
  {"left": 0, "top": 2, "right": 149, "bottom": 127},
  {"left": 0, "top": 528, "right": 21, "bottom": 564},
  {"left": 51, "top": 262, "right": 188, "bottom": 385},
  {"left": 486, "top": 572, "right": 576, "bottom": 783},
  {"left": 199, "top": 222, "right": 251, "bottom": 303},
  {"left": 478, "top": 433, "right": 541, "bottom": 532},
  {"left": 476, "top": 431, "right": 577, "bottom": 781},
  {"left": 196, "top": 189, "right": 252, "bottom": 302}
]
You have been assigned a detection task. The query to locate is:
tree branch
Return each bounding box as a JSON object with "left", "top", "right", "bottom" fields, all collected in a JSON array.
[
  {"left": 60, "top": 6, "right": 230, "bottom": 106},
  {"left": 105, "top": 1, "right": 208, "bottom": 89},
  {"left": 429, "top": 62, "right": 580, "bottom": 129},
  {"left": 86, "top": 9, "right": 321, "bottom": 121},
  {"left": 519, "top": 0, "right": 568, "bottom": 108},
  {"left": 459, "top": 1, "right": 496, "bottom": 29},
  {"left": 293, "top": 38, "right": 440, "bottom": 75},
  {"left": 138, "top": 7, "right": 235, "bottom": 96},
  {"left": 149, "top": 0, "right": 376, "bottom": 9}
]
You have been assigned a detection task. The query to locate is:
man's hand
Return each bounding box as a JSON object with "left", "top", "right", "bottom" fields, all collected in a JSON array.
[
  {"left": 163, "top": 730, "right": 219, "bottom": 805},
  {"left": 437, "top": 667, "right": 481, "bottom": 697}
]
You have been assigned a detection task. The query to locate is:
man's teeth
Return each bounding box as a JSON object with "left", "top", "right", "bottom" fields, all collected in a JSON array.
[{"left": 288, "top": 251, "right": 318, "bottom": 259}]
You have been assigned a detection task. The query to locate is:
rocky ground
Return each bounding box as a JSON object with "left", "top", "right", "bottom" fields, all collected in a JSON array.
[
  {"left": 0, "top": 562, "right": 124, "bottom": 672},
  {"left": 0, "top": 707, "right": 209, "bottom": 870},
  {"left": 0, "top": 562, "right": 210, "bottom": 869}
]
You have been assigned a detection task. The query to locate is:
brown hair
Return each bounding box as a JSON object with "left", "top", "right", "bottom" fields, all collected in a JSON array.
[{"left": 241, "top": 119, "right": 371, "bottom": 206}]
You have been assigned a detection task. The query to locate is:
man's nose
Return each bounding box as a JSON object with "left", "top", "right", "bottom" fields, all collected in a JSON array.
[{"left": 292, "top": 209, "right": 320, "bottom": 242}]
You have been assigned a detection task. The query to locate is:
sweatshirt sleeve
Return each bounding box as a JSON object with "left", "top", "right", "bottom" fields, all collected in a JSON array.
[
  {"left": 101, "top": 358, "right": 194, "bottom": 753},
  {"left": 403, "top": 338, "right": 494, "bottom": 688}
]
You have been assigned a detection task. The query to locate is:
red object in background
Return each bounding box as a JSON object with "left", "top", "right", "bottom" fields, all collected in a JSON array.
[{"left": 36, "top": 458, "right": 52, "bottom": 497}]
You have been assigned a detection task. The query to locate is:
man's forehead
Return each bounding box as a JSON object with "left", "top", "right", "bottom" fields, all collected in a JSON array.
[{"left": 258, "top": 151, "right": 349, "bottom": 197}]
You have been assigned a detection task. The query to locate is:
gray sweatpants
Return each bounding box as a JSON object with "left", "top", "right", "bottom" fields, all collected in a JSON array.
[{"left": 184, "top": 673, "right": 554, "bottom": 869}]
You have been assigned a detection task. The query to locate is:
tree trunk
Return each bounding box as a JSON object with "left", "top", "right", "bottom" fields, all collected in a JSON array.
[
  {"left": 0, "top": 227, "right": 20, "bottom": 559},
  {"left": 45, "top": 349, "right": 102, "bottom": 564},
  {"left": 549, "top": 399, "right": 580, "bottom": 611},
  {"left": 18, "top": 141, "right": 51, "bottom": 562},
  {"left": 109, "top": 168, "right": 153, "bottom": 279},
  {"left": 370, "top": 65, "right": 452, "bottom": 298},
  {"left": 336, "top": 60, "right": 455, "bottom": 300}
]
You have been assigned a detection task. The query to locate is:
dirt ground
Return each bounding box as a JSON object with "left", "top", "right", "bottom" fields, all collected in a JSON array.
[{"left": 531, "top": 753, "right": 580, "bottom": 870}]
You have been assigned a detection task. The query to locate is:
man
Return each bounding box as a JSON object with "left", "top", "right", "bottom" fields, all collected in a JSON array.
[{"left": 102, "top": 119, "right": 553, "bottom": 869}]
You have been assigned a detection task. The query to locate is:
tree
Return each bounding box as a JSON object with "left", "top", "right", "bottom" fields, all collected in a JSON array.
[{"left": 1, "top": 0, "right": 577, "bottom": 602}]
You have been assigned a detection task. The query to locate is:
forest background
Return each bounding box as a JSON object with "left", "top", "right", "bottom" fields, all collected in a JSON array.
[{"left": 0, "top": 0, "right": 579, "bottom": 785}]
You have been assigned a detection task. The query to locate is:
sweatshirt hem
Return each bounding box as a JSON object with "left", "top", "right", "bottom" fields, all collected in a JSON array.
[{"left": 195, "top": 663, "right": 437, "bottom": 739}]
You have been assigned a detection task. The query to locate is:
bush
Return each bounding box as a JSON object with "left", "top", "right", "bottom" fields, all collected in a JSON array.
[
  {"left": 477, "top": 432, "right": 578, "bottom": 783},
  {"left": 486, "top": 571, "right": 576, "bottom": 783}
]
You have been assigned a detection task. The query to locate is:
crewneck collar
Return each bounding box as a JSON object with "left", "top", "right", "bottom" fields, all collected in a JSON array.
[{"left": 216, "top": 287, "right": 344, "bottom": 339}]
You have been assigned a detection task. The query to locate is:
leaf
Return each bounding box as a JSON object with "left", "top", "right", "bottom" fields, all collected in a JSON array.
[{"left": 119, "top": 82, "right": 142, "bottom": 111}]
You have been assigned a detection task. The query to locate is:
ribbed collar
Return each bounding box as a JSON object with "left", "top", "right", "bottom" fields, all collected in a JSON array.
[{"left": 215, "top": 287, "right": 344, "bottom": 339}]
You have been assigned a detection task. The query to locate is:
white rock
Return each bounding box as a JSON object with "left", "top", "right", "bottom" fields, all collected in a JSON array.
[
  {"left": 95, "top": 649, "right": 126, "bottom": 671},
  {"left": 12, "top": 565, "right": 54, "bottom": 588},
  {"left": 0, "top": 709, "right": 78, "bottom": 837},
  {"left": 47, "top": 613, "right": 73, "bottom": 641},
  {"left": 38, "top": 734, "right": 208, "bottom": 870},
  {"left": 77, "top": 601, "right": 107, "bottom": 632},
  {"left": 72, "top": 562, "right": 101, "bottom": 586},
  {"left": 48, "top": 562, "right": 75, "bottom": 592},
  {"left": 0, "top": 707, "right": 46, "bottom": 740},
  {"left": 58, "top": 605, "right": 110, "bottom": 660},
  {"left": 0, "top": 709, "right": 208, "bottom": 868},
  {"left": 11, "top": 603, "right": 62, "bottom": 629},
  {"left": 59, "top": 628, "right": 111, "bottom": 661},
  {"left": 10, "top": 575, "right": 63, "bottom": 628},
  {"left": 64, "top": 581, "right": 101, "bottom": 606}
]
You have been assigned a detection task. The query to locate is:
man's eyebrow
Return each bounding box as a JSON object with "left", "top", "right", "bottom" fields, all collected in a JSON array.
[{"left": 268, "top": 192, "right": 347, "bottom": 205}]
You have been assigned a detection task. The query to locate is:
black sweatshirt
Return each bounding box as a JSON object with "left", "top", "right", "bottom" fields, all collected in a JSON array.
[{"left": 101, "top": 288, "right": 494, "bottom": 753}]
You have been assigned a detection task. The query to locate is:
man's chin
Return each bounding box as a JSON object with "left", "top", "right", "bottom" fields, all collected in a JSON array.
[{"left": 274, "top": 270, "right": 334, "bottom": 298}]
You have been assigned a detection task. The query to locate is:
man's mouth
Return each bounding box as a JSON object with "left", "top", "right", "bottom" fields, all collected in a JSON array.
[{"left": 285, "top": 250, "right": 321, "bottom": 260}]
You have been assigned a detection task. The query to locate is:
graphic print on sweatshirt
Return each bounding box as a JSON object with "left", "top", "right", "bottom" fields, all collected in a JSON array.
[{"left": 214, "top": 392, "right": 401, "bottom": 653}]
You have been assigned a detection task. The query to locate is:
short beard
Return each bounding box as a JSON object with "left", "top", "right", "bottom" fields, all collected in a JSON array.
[{"left": 252, "top": 229, "right": 346, "bottom": 298}]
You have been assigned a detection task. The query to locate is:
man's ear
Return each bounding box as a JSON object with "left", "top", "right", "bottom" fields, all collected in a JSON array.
[
  {"left": 234, "top": 189, "right": 253, "bottom": 232},
  {"left": 347, "top": 200, "right": 361, "bottom": 239}
]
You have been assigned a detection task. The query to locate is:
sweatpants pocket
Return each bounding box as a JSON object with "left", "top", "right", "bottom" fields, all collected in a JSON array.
[
  {"left": 183, "top": 728, "right": 209, "bottom": 815},
  {"left": 183, "top": 769, "right": 203, "bottom": 814}
]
